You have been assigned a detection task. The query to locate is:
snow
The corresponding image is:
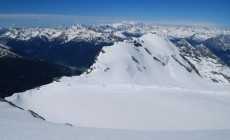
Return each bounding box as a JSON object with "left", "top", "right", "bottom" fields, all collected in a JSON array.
[
  {"left": 2, "top": 22, "right": 230, "bottom": 42},
  {"left": 94, "top": 22, "right": 230, "bottom": 41},
  {"left": 113, "top": 31, "right": 126, "bottom": 38},
  {"left": 80, "top": 33, "right": 216, "bottom": 88},
  {"left": 175, "top": 39, "right": 230, "bottom": 84},
  {"left": 1, "top": 100, "right": 230, "bottom": 140},
  {"left": 64, "top": 24, "right": 104, "bottom": 42},
  {"left": 3, "top": 32, "right": 230, "bottom": 139},
  {"left": 7, "top": 83, "right": 230, "bottom": 131},
  {"left": 6, "top": 33, "right": 230, "bottom": 132},
  {"left": 0, "top": 25, "right": 112, "bottom": 43},
  {"left": 112, "top": 23, "right": 123, "bottom": 28},
  {"left": 0, "top": 44, "right": 18, "bottom": 57}
]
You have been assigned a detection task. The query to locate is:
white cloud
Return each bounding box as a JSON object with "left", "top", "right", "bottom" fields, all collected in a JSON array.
[
  {"left": 0, "top": 14, "right": 120, "bottom": 21},
  {"left": 147, "top": 20, "right": 218, "bottom": 27},
  {"left": 0, "top": 13, "right": 219, "bottom": 27}
]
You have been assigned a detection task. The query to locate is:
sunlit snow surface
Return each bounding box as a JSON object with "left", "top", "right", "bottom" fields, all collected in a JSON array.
[
  {"left": 7, "top": 82, "right": 230, "bottom": 130},
  {"left": 1, "top": 101, "right": 230, "bottom": 140},
  {"left": 4, "top": 33, "right": 230, "bottom": 139}
]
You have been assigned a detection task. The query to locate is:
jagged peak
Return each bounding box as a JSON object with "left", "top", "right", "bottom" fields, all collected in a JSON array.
[{"left": 1, "top": 23, "right": 230, "bottom": 43}]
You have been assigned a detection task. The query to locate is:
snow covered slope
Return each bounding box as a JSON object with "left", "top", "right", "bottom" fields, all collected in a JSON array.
[
  {"left": 81, "top": 33, "right": 218, "bottom": 88},
  {"left": 7, "top": 33, "right": 230, "bottom": 132},
  {"left": 173, "top": 39, "right": 230, "bottom": 84},
  {"left": 7, "top": 83, "right": 230, "bottom": 130},
  {"left": 2, "top": 100, "right": 230, "bottom": 140}
]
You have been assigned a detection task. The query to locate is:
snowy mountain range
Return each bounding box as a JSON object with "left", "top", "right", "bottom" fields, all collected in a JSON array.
[
  {"left": 1, "top": 22, "right": 230, "bottom": 42},
  {"left": 1, "top": 22, "right": 230, "bottom": 84},
  {"left": 0, "top": 24, "right": 117, "bottom": 43},
  {"left": 93, "top": 22, "right": 230, "bottom": 41}
]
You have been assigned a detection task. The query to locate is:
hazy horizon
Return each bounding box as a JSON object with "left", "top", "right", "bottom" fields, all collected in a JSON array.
[{"left": 0, "top": 0, "right": 229, "bottom": 28}]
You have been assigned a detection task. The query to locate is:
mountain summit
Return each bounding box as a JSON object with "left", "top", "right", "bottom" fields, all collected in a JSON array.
[{"left": 78, "top": 33, "right": 213, "bottom": 88}]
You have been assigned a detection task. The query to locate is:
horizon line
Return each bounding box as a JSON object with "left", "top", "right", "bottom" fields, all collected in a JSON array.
[{"left": 0, "top": 13, "right": 224, "bottom": 28}]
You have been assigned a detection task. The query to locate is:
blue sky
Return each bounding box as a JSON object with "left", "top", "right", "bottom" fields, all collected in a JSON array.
[{"left": 0, "top": 0, "right": 229, "bottom": 27}]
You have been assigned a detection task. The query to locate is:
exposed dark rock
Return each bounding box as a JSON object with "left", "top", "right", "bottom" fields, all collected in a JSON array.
[
  {"left": 180, "top": 55, "right": 201, "bottom": 76},
  {"left": 153, "top": 56, "right": 165, "bottom": 66},
  {"left": 133, "top": 40, "right": 142, "bottom": 47},
  {"left": 144, "top": 47, "right": 152, "bottom": 55},
  {"left": 65, "top": 123, "right": 73, "bottom": 126},
  {"left": 131, "top": 56, "right": 139, "bottom": 63},
  {"left": 203, "top": 34, "right": 230, "bottom": 66},
  {"left": 0, "top": 99, "right": 24, "bottom": 110},
  {"left": 104, "top": 68, "right": 110, "bottom": 72},
  {"left": 171, "top": 55, "right": 192, "bottom": 72},
  {"left": 28, "top": 110, "right": 46, "bottom": 120}
]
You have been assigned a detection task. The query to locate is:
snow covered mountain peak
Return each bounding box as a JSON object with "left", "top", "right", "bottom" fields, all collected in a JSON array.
[
  {"left": 140, "top": 32, "right": 177, "bottom": 56},
  {"left": 0, "top": 24, "right": 113, "bottom": 43},
  {"left": 1, "top": 23, "right": 230, "bottom": 43},
  {"left": 80, "top": 33, "right": 207, "bottom": 87},
  {"left": 111, "top": 21, "right": 136, "bottom": 28}
]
